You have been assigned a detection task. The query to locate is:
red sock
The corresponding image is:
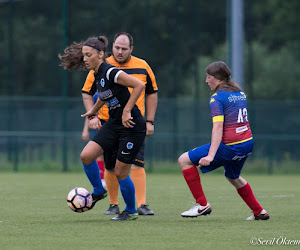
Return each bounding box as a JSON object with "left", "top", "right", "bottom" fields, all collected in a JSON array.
[
  {"left": 237, "top": 183, "right": 263, "bottom": 215},
  {"left": 96, "top": 160, "right": 105, "bottom": 179},
  {"left": 182, "top": 166, "right": 207, "bottom": 206}
]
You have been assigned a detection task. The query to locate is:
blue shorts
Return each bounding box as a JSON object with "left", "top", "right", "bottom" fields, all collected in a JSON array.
[{"left": 188, "top": 139, "right": 253, "bottom": 179}]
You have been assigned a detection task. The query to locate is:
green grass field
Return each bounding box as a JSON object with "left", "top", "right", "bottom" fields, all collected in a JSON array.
[{"left": 0, "top": 173, "right": 299, "bottom": 250}]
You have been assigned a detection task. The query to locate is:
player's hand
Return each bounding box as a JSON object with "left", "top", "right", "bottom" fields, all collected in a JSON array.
[
  {"left": 122, "top": 111, "right": 135, "bottom": 128},
  {"left": 146, "top": 122, "right": 154, "bottom": 136},
  {"left": 81, "top": 110, "right": 97, "bottom": 119},
  {"left": 89, "top": 117, "right": 101, "bottom": 130},
  {"left": 199, "top": 155, "right": 214, "bottom": 166}
]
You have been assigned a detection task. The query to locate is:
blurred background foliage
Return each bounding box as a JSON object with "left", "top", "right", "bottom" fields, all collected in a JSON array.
[
  {"left": 0, "top": 0, "right": 299, "bottom": 172},
  {"left": 0, "top": 0, "right": 299, "bottom": 99}
]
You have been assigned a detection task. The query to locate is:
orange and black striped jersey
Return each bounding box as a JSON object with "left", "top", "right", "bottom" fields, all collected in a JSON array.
[{"left": 82, "top": 55, "right": 158, "bottom": 120}]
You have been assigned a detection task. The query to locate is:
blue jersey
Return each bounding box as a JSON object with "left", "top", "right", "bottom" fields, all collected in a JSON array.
[{"left": 209, "top": 90, "right": 253, "bottom": 145}]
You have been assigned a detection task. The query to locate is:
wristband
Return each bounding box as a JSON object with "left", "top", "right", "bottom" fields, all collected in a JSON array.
[{"left": 146, "top": 120, "right": 154, "bottom": 125}]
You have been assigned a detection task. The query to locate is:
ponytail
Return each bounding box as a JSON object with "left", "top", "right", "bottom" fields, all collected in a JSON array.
[{"left": 58, "top": 42, "right": 85, "bottom": 71}]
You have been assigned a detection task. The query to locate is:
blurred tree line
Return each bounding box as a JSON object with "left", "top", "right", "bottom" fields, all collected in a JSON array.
[{"left": 0, "top": 0, "right": 299, "bottom": 99}]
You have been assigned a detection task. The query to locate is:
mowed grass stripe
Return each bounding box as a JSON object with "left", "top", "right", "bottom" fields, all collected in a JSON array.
[{"left": 0, "top": 173, "right": 299, "bottom": 250}]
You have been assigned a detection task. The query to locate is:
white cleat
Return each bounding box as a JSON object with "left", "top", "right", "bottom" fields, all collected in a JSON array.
[
  {"left": 246, "top": 209, "right": 270, "bottom": 221},
  {"left": 181, "top": 203, "right": 212, "bottom": 218}
]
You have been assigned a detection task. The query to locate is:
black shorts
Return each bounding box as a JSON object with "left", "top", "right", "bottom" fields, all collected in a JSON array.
[
  {"left": 92, "top": 118, "right": 146, "bottom": 167},
  {"left": 102, "top": 142, "right": 145, "bottom": 169}
]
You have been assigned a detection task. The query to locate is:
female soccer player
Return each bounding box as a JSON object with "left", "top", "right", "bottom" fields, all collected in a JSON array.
[
  {"left": 82, "top": 33, "right": 158, "bottom": 216},
  {"left": 59, "top": 36, "right": 146, "bottom": 221},
  {"left": 178, "top": 61, "right": 269, "bottom": 221}
]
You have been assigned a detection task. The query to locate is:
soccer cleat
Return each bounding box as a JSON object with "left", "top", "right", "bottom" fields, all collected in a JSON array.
[
  {"left": 181, "top": 203, "right": 212, "bottom": 218},
  {"left": 246, "top": 209, "right": 270, "bottom": 221},
  {"left": 105, "top": 204, "right": 120, "bottom": 215},
  {"left": 110, "top": 210, "right": 138, "bottom": 221},
  {"left": 89, "top": 190, "right": 107, "bottom": 210},
  {"left": 137, "top": 204, "right": 154, "bottom": 215}
]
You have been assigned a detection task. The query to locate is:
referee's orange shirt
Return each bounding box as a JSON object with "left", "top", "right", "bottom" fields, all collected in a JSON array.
[{"left": 82, "top": 55, "right": 158, "bottom": 120}]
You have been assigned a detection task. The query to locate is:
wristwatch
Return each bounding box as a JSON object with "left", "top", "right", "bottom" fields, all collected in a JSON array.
[{"left": 146, "top": 120, "right": 154, "bottom": 125}]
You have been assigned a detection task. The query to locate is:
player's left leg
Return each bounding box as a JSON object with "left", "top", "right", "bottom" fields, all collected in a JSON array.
[
  {"left": 110, "top": 119, "right": 146, "bottom": 221},
  {"left": 227, "top": 176, "right": 269, "bottom": 220},
  {"left": 224, "top": 147, "right": 269, "bottom": 221},
  {"left": 104, "top": 170, "right": 120, "bottom": 215},
  {"left": 103, "top": 149, "right": 120, "bottom": 215},
  {"left": 110, "top": 160, "right": 138, "bottom": 221},
  {"left": 130, "top": 143, "right": 154, "bottom": 215}
]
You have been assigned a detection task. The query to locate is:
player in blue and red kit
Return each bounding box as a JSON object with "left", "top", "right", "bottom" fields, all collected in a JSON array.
[{"left": 178, "top": 61, "right": 269, "bottom": 221}]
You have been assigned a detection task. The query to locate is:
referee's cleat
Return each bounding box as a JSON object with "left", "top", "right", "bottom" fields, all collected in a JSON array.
[
  {"left": 137, "top": 204, "right": 154, "bottom": 215},
  {"left": 246, "top": 209, "right": 270, "bottom": 221},
  {"left": 110, "top": 210, "right": 138, "bottom": 221},
  {"left": 181, "top": 203, "right": 212, "bottom": 218},
  {"left": 105, "top": 204, "right": 120, "bottom": 215},
  {"left": 89, "top": 190, "right": 107, "bottom": 210}
]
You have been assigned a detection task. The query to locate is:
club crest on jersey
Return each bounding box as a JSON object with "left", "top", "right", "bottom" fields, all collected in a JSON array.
[
  {"left": 100, "top": 78, "right": 105, "bottom": 87},
  {"left": 126, "top": 142, "right": 133, "bottom": 149}
]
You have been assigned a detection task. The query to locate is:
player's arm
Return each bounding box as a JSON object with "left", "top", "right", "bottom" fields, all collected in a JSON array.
[
  {"left": 82, "top": 71, "right": 96, "bottom": 111},
  {"left": 81, "top": 98, "right": 105, "bottom": 119},
  {"left": 81, "top": 117, "right": 90, "bottom": 141},
  {"left": 145, "top": 63, "right": 158, "bottom": 135},
  {"left": 82, "top": 93, "right": 94, "bottom": 111},
  {"left": 145, "top": 92, "right": 158, "bottom": 136},
  {"left": 116, "top": 71, "right": 145, "bottom": 128},
  {"left": 82, "top": 71, "right": 101, "bottom": 129},
  {"left": 199, "top": 119, "right": 223, "bottom": 166},
  {"left": 82, "top": 93, "right": 101, "bottom": 130}
]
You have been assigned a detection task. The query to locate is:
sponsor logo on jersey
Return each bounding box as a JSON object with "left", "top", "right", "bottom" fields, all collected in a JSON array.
[
  {"left": 228, "top": 92, "right": 246, "bottom": 103},
  {"left": 236, "top": 125, "right": 248, "bottom": 133},
  {"left": 106, "top": 97, "right": 120, "bottom": 109},
  {"left": 99, "top": 89, "right": 113, "bottom": 100}
]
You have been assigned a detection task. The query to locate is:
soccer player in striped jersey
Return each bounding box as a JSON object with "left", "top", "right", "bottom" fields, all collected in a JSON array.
[
  {"left": 178, "top": 61, "right": 269, "bottom": 221},
  {"left": 82, "top": 32, "right": 158, "bottom": 216},
  {"left": 59, "top": 36, "right": 146, "bottom": 221}
]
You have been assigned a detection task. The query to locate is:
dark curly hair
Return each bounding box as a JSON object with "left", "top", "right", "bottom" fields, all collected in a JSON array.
[{"left": 58, "top": 36, "right": 108, "bottom": 71}]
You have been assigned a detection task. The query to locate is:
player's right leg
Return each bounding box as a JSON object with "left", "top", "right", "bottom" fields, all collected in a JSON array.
[
  {"left": 178, "top": 150, "right": 210, "bottom": 217},
  {"left": 80, "top": 141, "right": 107, "bottom": 209}
]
